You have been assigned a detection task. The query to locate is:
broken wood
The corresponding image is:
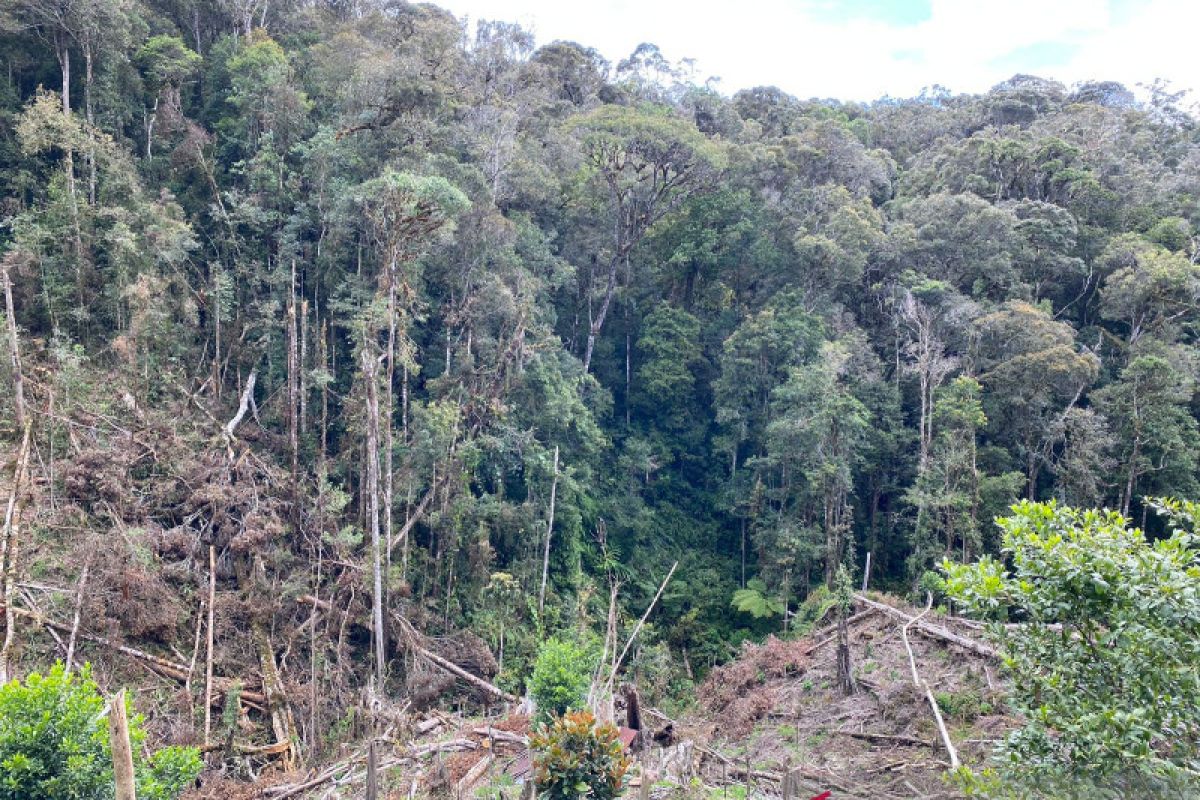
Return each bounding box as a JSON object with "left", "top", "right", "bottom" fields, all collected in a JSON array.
[
  {"left": 10, "top": 604, "right": 266, "bottom": 704},
  {"left": 854, "top": 594, "right": 995, "bottom": 659},
  {"left": 393, "top": 613, "right": 517, "bottom": 703},
  {"left": 469, "top": 727, "right": 527, "bottom": 746},
  {"left": 254, "top": 621, "right": 299, "bottom": 770},
  {"left": 222, "top": 369, "right": 257, "bottom": 446},
  {"left": 109, "top": 689, "right": 137, "bottom": 800},
  {"left": 456, "top": 753, "right": 494, "bottom": 795}
]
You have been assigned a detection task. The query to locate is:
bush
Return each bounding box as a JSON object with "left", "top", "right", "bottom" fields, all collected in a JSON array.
[
  {"left": 528, "top": 637, "right": 594, "bottom": 724},
  {"left": 0, "top": 664, "right": 201, "bottom": 800},
  {"left": 943, "top": 500, "right": 1200, "bottom": 797},
  {"left": 531, "top": 710, "right": 631, "bottom": 800}
]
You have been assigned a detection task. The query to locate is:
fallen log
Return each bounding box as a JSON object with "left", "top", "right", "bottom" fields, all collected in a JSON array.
[
  {"left": 853, "top": 595, "right": 996, "bottom": 659},
  {"left": 456, "top": 753, "right": 494, "bottom": 795},
  {"left": 10, "top": 605, "right": 267, "bottom": 704},
  {"left": 393, "top": 613, "right": 517, "bottom": 703},
  {"left": 834, "top": 730, "right": 931, "bottom": 748},
  {"left": 470, "top": 727, "right": 528, "bottom": 746}
]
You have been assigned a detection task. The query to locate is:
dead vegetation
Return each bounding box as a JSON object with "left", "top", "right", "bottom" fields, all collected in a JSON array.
[{"left": 690, "top": 595, "right": 1013, "bottom": 799}]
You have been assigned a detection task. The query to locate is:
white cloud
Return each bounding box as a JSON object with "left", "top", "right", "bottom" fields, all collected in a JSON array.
[{"left": 440, "top": 0, "right": 1198, "bottom": 101}]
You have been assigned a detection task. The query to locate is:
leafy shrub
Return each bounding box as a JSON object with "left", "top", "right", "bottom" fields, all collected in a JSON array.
[
  {"left": 530, "top": 710, "right": 631, "bottom": 800},
  {"left": 0, "top": 664, "right": 201, "bottom": 800},
  {"left": 943, "top": 500, "right": 1200, "bottom": 796},
  {"left": 528, "top": 638, "right": 594, "bottom": 723}
]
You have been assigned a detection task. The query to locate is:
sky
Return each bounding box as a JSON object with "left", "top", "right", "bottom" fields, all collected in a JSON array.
[{"left": 437, "top": 0, "right": 1200, "bottom": 102}]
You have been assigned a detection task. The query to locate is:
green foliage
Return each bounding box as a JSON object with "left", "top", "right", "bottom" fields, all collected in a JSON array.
[
  {"left": 942, "top": 500, "right": 1200, "bottom": 795},
  {"left": 730, "top": 578, "right": 785, "bottom": 619},
  {"left": 0, "top": 665, "right": 200, "bottom": 800},
  {"left": 530, "top": 710, "right": 631, "bottom": 800},
  {"left": 528, "top": 638, "right": 595, "bottom": 723}
]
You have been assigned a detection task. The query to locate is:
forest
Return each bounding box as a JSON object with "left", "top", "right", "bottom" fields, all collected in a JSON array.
[{"left": 0, "top": 1, "right": 1198, "bottom": 798}]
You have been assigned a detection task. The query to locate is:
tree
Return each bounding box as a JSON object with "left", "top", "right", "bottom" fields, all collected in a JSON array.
[
  {"left": 569, "top": 104, "right": 723, "bottom": 372},
  {"left": 1092, "top": 344, "right": 1200, "bottom": 516},
  {"left": 764, "top": 340, "right": 870, "bottom": 585},
  {"left": 976, "top": 301, "right": 1099, "bottom": 499},
  {"left": 943, "top": 500, "right": 1200, "bottom": 797},
  {"left": 528, "top": 637, "right": 594, "bottom": 724}
]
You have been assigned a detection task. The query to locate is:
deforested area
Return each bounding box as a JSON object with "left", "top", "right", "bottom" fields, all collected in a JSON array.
[{"left": 0, "top": 2, "right": 1198, "bottom": 798}]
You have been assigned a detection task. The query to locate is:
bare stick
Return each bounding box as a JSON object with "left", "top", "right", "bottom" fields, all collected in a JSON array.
[
  {"left": 903, "top": 593, "right": 934, "bottom": 687},
  {"left": 64, "top": 550, "right": 93, "bottom": 673},
  {"left": 924, "top": 680, "right": 960, "bottom": 769},
  {"left": 109, "top": 689, "right": 137, "bottom": 800},
  {"left": 203, "top": 545, "right": 216, "bottom": 747},
  {"left": 606, "top": 561, "right": 677, "bottom": 691}
]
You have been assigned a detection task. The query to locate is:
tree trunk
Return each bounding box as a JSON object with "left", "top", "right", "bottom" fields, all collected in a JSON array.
[
  {"left": 537, "top": 446, "right": 559, "bottom": 618},
  {"left": 287, "top": 263, "right": 299, "bottom": 530},
  {"left": 836, "top": 604, "right": 855, "bottom": 695},
  {"left": 0, "top": 422, "right": 32, "bottom": 684},
  {"left": 582, "top": 254, "right": 620, "bottom": 373},
  {"left": 202, "top": 545, "right": 216, "bottom": 747},
  {"left": 84, "top": 39, "right": 96, "bottom": 205},
  {"left": 362, "top": 347, "right": 386, "bottom": 686},
  {"left": 2, "top": 260, "right": 27, "bottom": 430},
  {"left": 109, "top": 689, "right": 138, "bottom": 800}
]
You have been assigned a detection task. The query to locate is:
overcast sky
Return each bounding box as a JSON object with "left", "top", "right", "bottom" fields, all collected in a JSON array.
[{"left": 437, "top": 0, "right": 1199, "bottom": 102}]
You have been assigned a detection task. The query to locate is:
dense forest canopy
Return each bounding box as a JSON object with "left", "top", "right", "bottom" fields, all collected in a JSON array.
[{"left": 0, "top": 0, "right": 1199, "bottom": 773}]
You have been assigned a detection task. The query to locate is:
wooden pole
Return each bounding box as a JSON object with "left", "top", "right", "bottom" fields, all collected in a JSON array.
[
  {"left": 366, "top": 738, "right": 378, "bottom": 800},
  {"left": 109, "top": 689, "right": 137, "bottom": 800}
]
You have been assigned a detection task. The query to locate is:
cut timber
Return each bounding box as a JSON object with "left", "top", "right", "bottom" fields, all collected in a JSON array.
[
  {"left": 109, "top": 689, "right": 137, "bottom": 800},
  {"left": 456, "top": 753, "right": 494, "bottom": 795},
  {"left": 854, "top": 594, "right": 995, "bottom": 659},
  {"left": 470, "top": 727, "right": 527, "bottom": 746}
]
